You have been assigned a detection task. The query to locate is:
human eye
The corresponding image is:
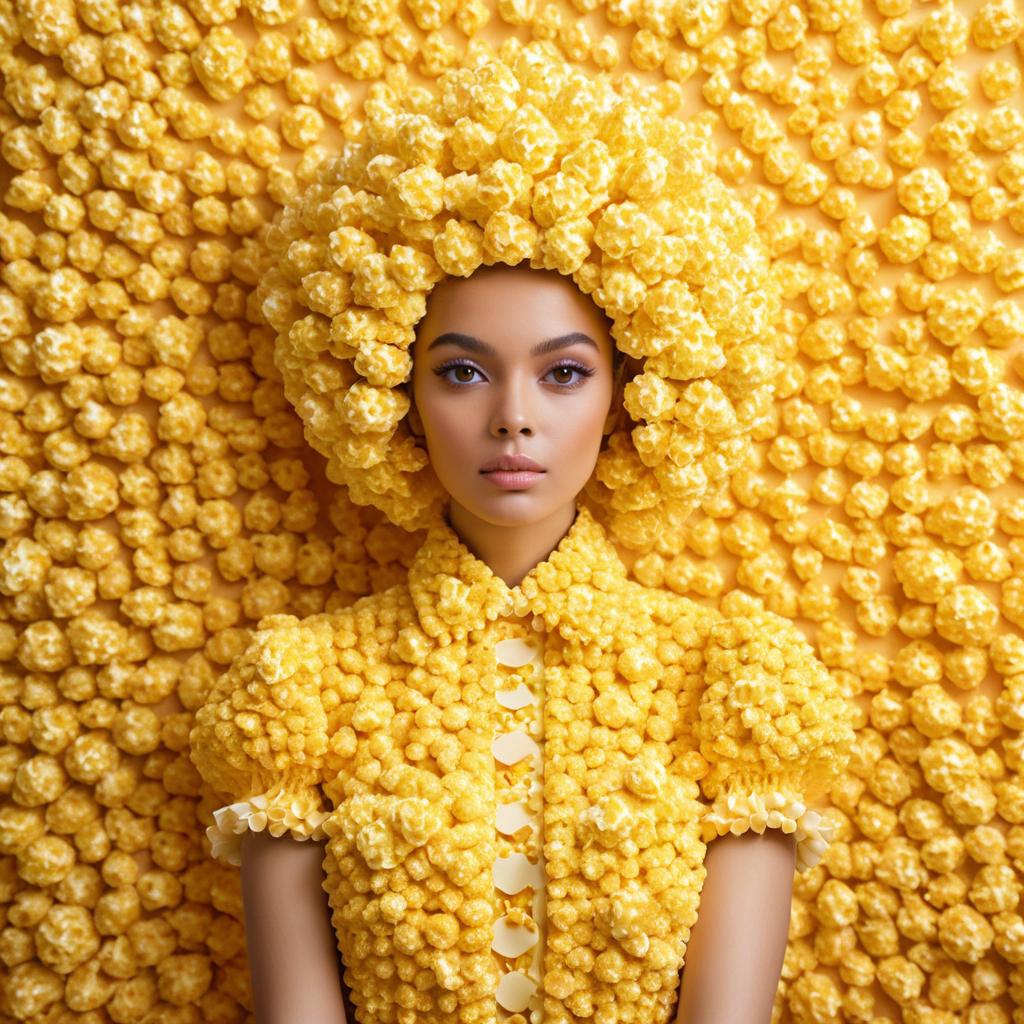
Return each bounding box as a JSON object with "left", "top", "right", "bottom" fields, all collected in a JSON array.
[
  {"left": 544, "top": 360, "right": 596, "bottom": 390},
  {"left": 433, "top": 359, "right": 486, "bottom": 386}
]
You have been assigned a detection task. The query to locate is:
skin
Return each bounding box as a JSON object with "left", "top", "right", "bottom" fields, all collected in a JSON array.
[
  {"left": 242, "top": 263, "right": 797, "bottom": 1024},
  {"left": 240, "top": 829, "right": 348, "bottom": 1024},
  {"left": 408, "top": 262, "right": 622, "bottom": 586},
  {"left": 675, "top": 829, "right": 797, "bottom": 1023}
]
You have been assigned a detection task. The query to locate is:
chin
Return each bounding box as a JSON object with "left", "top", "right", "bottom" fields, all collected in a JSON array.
[
  {"left": 465, "top": 487, "right": 585, "bottom": 528},
  {"left": 476, "top": 499, "right": 552, "bottom": 528}
]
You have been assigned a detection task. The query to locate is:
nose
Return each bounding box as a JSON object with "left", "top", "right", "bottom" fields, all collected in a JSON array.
[{"left": 489, "top": 375, "right": 534, "bottom": 437}]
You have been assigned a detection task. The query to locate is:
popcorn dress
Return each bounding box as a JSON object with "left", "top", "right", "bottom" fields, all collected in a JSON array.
[{"left": 190, "top": 504, "right": 855, "bottom": 1024}]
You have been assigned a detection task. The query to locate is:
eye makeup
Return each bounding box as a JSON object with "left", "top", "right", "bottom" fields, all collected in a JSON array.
[{"left": 432, "top": 358, "right": 597, "bottom": 390}]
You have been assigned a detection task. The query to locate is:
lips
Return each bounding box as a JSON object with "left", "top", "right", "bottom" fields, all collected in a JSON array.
[{"left": 480, "top": 454, "right": 544, "bottom": 473}]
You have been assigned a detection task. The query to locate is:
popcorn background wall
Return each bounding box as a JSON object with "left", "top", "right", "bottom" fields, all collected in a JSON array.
[{"left": 1, "top": 0, "right": 1024, "bottom": 1021}]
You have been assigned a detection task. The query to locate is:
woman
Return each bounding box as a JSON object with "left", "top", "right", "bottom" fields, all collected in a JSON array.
[{"left": 189, "top": 41, "right": 854, "bottom": 1024}]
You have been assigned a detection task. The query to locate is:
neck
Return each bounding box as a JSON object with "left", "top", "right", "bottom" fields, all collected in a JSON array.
[{"left": 446, "top": 500, "right": 579, "bottom": 588}]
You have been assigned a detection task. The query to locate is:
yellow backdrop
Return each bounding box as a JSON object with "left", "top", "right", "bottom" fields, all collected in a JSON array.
[{"left": 1, "top": 0, "right": 1023, "bottom": 1021}]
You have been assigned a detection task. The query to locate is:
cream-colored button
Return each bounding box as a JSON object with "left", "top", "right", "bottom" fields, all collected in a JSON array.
[
  {"left": 493, "top": 729, "right": 539, "bottom": 766},
  {"left": 497, "top": 682, "right": 535, "bottom": 710},
  {"left": 497, "top": 801, "right": 532, "bottom": 835},
  {"left": 493, "top": 853, "right": 544, "bottom": 895},
  {"left": 492, "top": 915, "right": 539, "bottom": 958},
  {"left": 497, "top": 972, "right": 537, "bottom": 1013},
  {"left": 495, "top": 638, "right": 538, "bottom": 668}
]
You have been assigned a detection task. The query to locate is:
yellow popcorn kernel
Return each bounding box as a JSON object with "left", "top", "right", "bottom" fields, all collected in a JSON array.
[
  {"left": 5, "top": 67, "right": 58, "bottom": 125},
  {"left": 929, "top": 111, "right": 975, "bottom": 161},
  {"left": 281, "top": 105, "right": 325, "bottom": 149},
  {"left": 243, "top": 83, "right": 276, "bottom": 121},
  {"left": 332, "top": 35, "right": 384, "bottom": 79},
  {"left": 928, "top": 62, "right": 971, "bottom": 112},
  {"left": 246, "top": 32, "right": 290, "bottom": 84},
  {"left": 964, "top": 444, "right": 1012, "bottom": 489},
  {"left": 958, "top": 692, "right": 999, "bottom": 749},
  {"left": 833, "top": 18, "right": 878, "bottom": 63},
  {"left": 583, "top": 32, "right": 618, "bottom": 71},
  {"left": 980, "top": 59, "right": 1021, "bottom": 101},
  {"left": 993, "top": 912, "right": 1024, "bottom": 963},
  {"left": 815, "top": 878, "right": 858, "bottom": 927},
  {"left": 966, "top": 213, "right": 1010, "bottom": 261},
  {"left": 995, "top": 246, "right": 1024, "bottom": 293},
  {"left": 294, "top": 17, "right": 338, "bottom": 62},
  {"left": 925, "top": 440, "right": 962, "bottom": 483},
  {"left": 415, "top": 32, "right": 460, "bottom": 78},
  {"left": 389, "top": 166, "right": 445, "bottom": 221},
  {"left": 896, "top": 166, "right": 950, "bottom": 217},
  {"left": 883, "top": 87, "right": 921, "bottom": 130},
  {"left": 925, "top": 488, "right": 997, "bottom": 547},
  {"left": 190, "top": 25, "right": 249, "bottom": 101},
  {"left": 876, "top": 954, "right": 925, "bottom": 1005},
  {"left": 182, "top": 0, "right": 238, "bottom": 25},
  {"left": 938, "top": 905, "right": 995, "bottom": 964},
  {"left": 969, "top": 957, "right": 1008, "bottom": 1003},
  {"left": 241, "top": 0, "right": 299, "bottom": 24},
  {"left": 877, "top": 213, "right": 930, "bottom": 264},
  {"left": 909, "top": 683, "right": 961, "bottom": 739},
  {"left": 972, "top": 0, "right": 1022, "bottom": 49},
  {"left": 853, "top": 51, "right": 898, "bottom": 105},
  {"left": 888, "top": 127, "right": 929, "bottom": 169},
  {"left": 629, "top": 28, "right": 667, "bottom": 71},
  {"left": 933, "top": 584, "right": 999, "bottom": 645},
  {"left": 978, "top": 104, "right": 1024, "bottom": 156},
  {"left": 892, "top": 634, "right": 946, "bottom": 692}
]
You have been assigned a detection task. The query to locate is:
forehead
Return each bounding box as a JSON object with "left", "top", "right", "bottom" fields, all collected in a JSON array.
[{"left": 421, "top": 265, "right": 611, "bottom": 339}]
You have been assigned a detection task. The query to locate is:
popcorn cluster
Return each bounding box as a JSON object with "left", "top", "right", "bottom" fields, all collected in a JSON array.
[
  {"left": 256, "top": 42, "right": 782, "bottom": 551},
  {"left": 3, "top": 0, "right": 1024, "bottom": 1019},
  {"left": 191, "top": 506, "right": 853, "bottom": 1024}
]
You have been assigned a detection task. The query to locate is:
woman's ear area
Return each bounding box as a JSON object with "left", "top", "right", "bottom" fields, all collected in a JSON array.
[
  {"left": 602, "top": 355, "right": 631, "bottom": 436},
  {"left": 405, "top": 376, "right": 425, "bottom": 439},
  {"left": 602, "top": 394, "right": 620, "bottom": 436}
]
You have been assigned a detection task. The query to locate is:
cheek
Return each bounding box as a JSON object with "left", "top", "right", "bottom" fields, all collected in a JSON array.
[
  {"left": 423, "top": 402, "right": 461, "bottom": 439},
  {"left": 566, "top": 394, "right": 614, "bottom": 446},
  {"left": 421, "top": 404, "right": 474, "bottom": 470}
]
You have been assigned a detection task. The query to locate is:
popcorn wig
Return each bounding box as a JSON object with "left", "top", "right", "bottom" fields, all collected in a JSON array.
[{"left": 257, "top": 38, "right": 782, "bottom": 552}]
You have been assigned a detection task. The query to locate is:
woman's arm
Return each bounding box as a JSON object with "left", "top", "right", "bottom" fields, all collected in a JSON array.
[
  {"left": 240, "top": 829, "right": 348, "bottom": 1024},
  {"left": 675, "top": 829, "right": 797, "bottom": 1024}
]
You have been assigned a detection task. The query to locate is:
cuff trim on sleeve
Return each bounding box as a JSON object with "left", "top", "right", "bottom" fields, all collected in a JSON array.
[
  {"left": 700, "top": 789, "right": 835, "bottom": 873},
  {"left": 206, "top": 792, "right": 330, "bottom": 866}
]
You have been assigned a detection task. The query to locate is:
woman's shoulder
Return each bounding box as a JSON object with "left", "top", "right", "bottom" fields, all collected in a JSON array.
[
  {"left": 626, "top": 579, "right": 816, "bottom": 651},
  {"left": 623, "top": 576, "right": 723, "bottom": 638},
  {"left": 246, "top": 582, "right": 417, "bottom": 660}
]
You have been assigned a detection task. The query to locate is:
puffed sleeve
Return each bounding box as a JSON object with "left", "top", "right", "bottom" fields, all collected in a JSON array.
[
  {"left": 694, "top": 608, "right": 855, "bottom": 872},
  {"left": 189, "top": 614, "right": 333, "bottom": 866}
]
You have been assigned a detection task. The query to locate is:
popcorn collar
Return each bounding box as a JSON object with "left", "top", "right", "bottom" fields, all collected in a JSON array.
[{"left": 408, "top": 503, "right": 637, "bottom": 645}]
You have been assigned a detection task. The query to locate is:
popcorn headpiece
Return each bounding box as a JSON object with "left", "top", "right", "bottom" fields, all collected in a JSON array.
[{"left": 257, "top": 39, "right": 782, "bottom": 551}]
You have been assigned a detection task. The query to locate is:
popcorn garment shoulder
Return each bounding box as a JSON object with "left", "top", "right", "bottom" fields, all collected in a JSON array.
[{"left": 190, "top": 504, "right": 855, "bottom": 1024}]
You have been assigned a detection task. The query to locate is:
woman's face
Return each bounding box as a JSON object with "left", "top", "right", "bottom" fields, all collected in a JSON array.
[{"left": 409, "top": 264, "right": 619, "bottom": 532}]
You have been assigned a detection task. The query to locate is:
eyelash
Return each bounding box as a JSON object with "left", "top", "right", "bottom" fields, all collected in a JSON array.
[{"left": 433, "top": 359, "right": 596, "bottom": 390}]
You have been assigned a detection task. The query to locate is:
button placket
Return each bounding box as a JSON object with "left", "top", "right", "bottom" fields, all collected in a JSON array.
[{"left": 492, "top": 630, "right": 547, "bottom": 1022}]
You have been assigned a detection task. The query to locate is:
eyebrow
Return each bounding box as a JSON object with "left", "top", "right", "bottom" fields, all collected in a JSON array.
[{"left": 425, "top": 331, "right": 599, "bottom": 357}]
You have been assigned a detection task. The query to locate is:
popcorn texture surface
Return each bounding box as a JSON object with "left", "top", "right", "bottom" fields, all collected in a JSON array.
[{"left": 1, "top": 0, "right": 1024, "bottom": 1020}]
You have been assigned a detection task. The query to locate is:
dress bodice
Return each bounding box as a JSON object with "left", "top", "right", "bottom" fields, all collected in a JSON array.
[{"left": 190, "top": 505, "right": 855, "bottom": 1024}]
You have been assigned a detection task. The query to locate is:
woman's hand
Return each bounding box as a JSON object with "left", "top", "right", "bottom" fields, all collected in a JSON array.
[{"left": 675, "top": 829, "right": 797, "bottom": 1024}]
